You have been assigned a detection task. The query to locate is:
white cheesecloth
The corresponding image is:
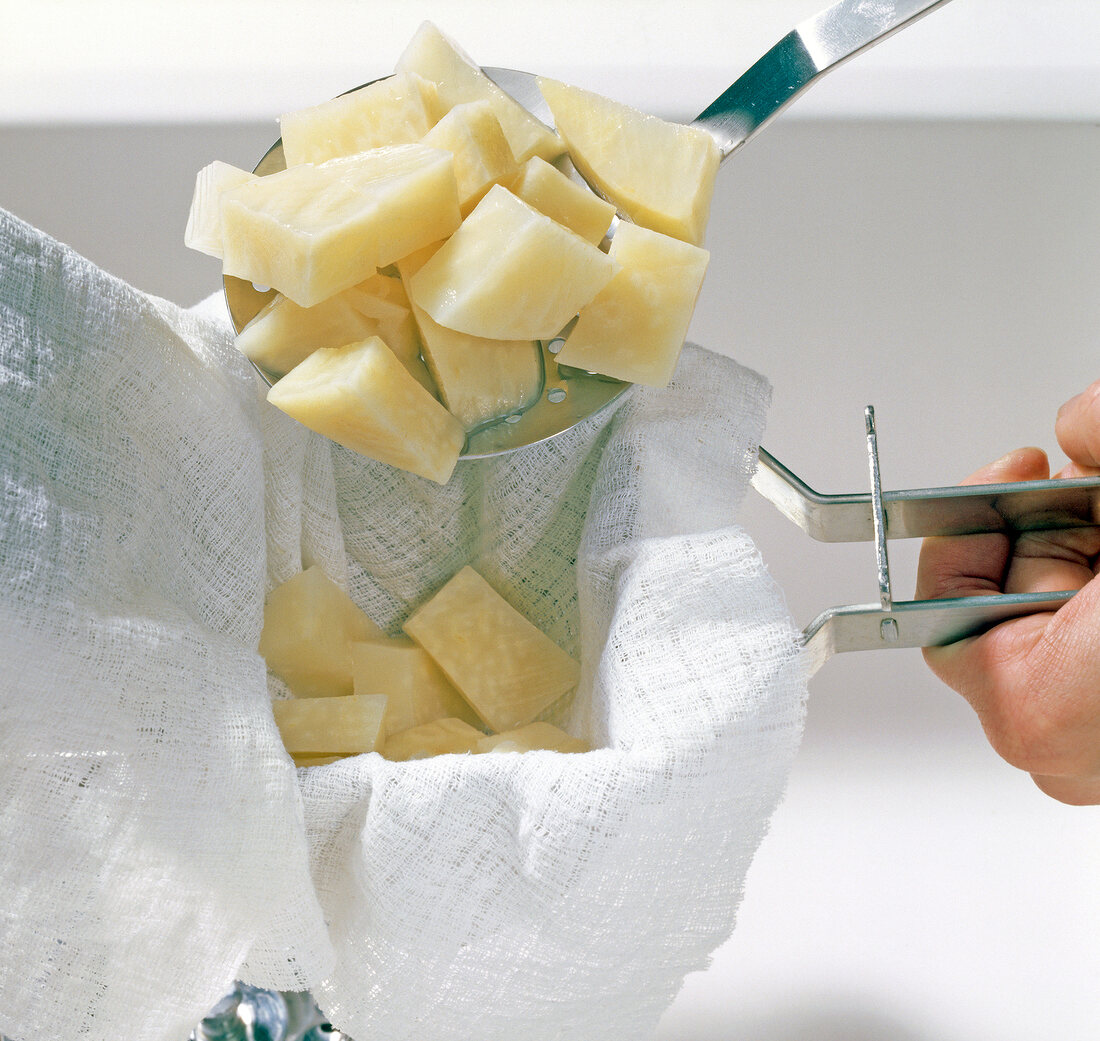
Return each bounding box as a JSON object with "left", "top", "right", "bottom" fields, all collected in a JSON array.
[{"left": 0, "top": 206, "right": 808, "bottom": 1041}]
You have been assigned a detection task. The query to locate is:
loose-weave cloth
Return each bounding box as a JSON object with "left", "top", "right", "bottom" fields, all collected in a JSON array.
[{"left": 0, "top": 207, "right": 807, "bottom": 1041}]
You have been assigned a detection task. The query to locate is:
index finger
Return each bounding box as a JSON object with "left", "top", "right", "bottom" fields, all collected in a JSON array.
[
  {"left": 915, "top": 447, "right": 1050, "bottom": 600},
  {"left": 1056, "top": 378, "right": 1100, "bottom": 469}
]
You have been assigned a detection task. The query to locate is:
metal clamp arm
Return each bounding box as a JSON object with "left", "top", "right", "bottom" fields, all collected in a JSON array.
[
  {"left": 752, "top": 447, "right": 1100, "bottom": 544},
  {"left": 752, "top": 407, "right": 1100, "bottom": 671},
  {"left": 801, "top": 591, "right": 1076, "bottom": 675}
]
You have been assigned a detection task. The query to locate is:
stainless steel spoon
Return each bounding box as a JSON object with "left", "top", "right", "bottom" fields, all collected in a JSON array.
[{"left": 225, "top": 0, "right": 955, "bottom": 458}]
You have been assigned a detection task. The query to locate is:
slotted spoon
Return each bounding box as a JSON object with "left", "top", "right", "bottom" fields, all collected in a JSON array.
[
  {"left": 223, "top": 0, "right": 1100, "bottom": 661},
  {"left": 225, "top": 0, "right": 956, "bottom": 458}
]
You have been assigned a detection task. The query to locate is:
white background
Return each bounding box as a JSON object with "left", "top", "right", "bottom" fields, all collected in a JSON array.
[
  {"left": 3, "top": 2, "right": 1099, "bottom": 1039},
  {"left": 4, "top": 0, "right": 1100, "bottom": 123}
]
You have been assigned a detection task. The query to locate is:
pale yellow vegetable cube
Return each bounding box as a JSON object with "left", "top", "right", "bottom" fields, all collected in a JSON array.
[
  {"left": 421, "top": 99, "right": 520, "bottom": 215},
  {"left": 184, "top": 161, "right": 257, "bottom": 259},
  {"left": 350, "top": 636, "right": 482, "bottom": 735},
  {"left": 292, "top": 754, "right": 346, "bottom": 768},
  {"left": 403, "top": 566, "right": 580, "bottom": 732},
  {"left": 396, "top": 243, "right": 541, "bottom": 431},
  {"left": 235, "top": 273, "right": 435, "bottom": 389},
  {"left": 406, "top": 184, "right": 617, "bottom": 341},
  {"left": 219, "top": 144, "right": 461, "bottom": 307},
  {"left": 396, "top": 22, "right": 563, "bottom": 164},
  {"left": 556, "top": 221, "right": 709, "bottom": 387},
  {"left": 272, "top": 694, "right": 388, "bottom": 756},
  {"left": 343, "top": 277, "right": 435, "bottom": 393},
  {"left": 539, "top": 77, "right": 720, "bottom": 246},
  {"left": 259, "top": 565, "right": 383, "bottom": 697},
  {"left": 266, "top": 336, "right": 465, "bottom": 485},
  {"left": 382, "top": 717, "right": 485, "bottom": 761},
  {"left": 507, "top": 156, "right": 615, "bottom": 245},
  {"left": 280, "top": 72, "right": 442, "bottom": 167},
  {"left": 352, "top": 270, "right": 412, "bottom": 321},
  {"left": 235, "top": 287, "right": 391, "bottom": 378},
  {"left": 477, "top": 722, "right": 590, "bottom": 755}
]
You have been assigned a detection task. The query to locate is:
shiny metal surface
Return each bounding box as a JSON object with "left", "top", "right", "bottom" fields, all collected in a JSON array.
[
  {"left": 463, "top": 338, "right": 633, "bottom": 458},
  {"left": 487, "top": 2, "right": 956, "bottom": 163},
  {"left": 695, "top": 0, "right": 955, "bottom": 156},
  {"left": 864, "top": 406, "right": 893, "bottom": 610},
  {"left": 801, "top": 590, "right": 1078, "bottom": 676},
  {"left": 752, "top": 447, "right": 1100, "bottom": 543},
  {"left": 752, "top": 437, "right": 1100, "bottom": 669}
]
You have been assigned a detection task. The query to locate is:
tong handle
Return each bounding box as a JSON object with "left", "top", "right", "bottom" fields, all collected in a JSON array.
[
  {"left": 753, "top": 431, "right": 1100, "bottom": 670},
  {"left": 753, "top": 447, "right": 1100, "bottom": 543},
  {"left": 801, "top": 590, "right": 1076, "bottom": 674}
]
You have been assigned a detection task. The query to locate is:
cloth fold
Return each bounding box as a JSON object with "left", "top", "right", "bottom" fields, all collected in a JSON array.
[{"left": 0, "top": 206, "right": 807, "bottom": 1041}]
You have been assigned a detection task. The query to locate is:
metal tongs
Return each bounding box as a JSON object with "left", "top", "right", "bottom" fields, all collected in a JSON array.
[{"left": 754, "top": 408, "right": 1100, "bottom": 673}]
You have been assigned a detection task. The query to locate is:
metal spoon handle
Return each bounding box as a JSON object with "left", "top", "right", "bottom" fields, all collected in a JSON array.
[{"left": 695, "top": 0, "right": 955, "bottom": 157}]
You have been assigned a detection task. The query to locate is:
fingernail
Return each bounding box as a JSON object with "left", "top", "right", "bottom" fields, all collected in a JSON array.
[{"left": 988, "top": 447, "right": 1047, "bottom": 480}]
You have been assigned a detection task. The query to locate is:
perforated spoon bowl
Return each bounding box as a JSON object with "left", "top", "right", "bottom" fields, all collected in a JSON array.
[
  {"left": 225, "top": 0, "right": 954, "bottom": 458},
  {"left": 221, "top": 90, "right": 633, "bottom": 459}
]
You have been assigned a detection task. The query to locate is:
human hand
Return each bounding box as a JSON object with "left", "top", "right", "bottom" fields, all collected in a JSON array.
[{"left": 916, "top": 380, "right": 1100, "bottom": 805}]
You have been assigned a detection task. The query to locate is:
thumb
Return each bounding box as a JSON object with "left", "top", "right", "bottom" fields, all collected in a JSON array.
[{"left": 1056, "top": 379, "right": 1100, "bottom": 469}]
